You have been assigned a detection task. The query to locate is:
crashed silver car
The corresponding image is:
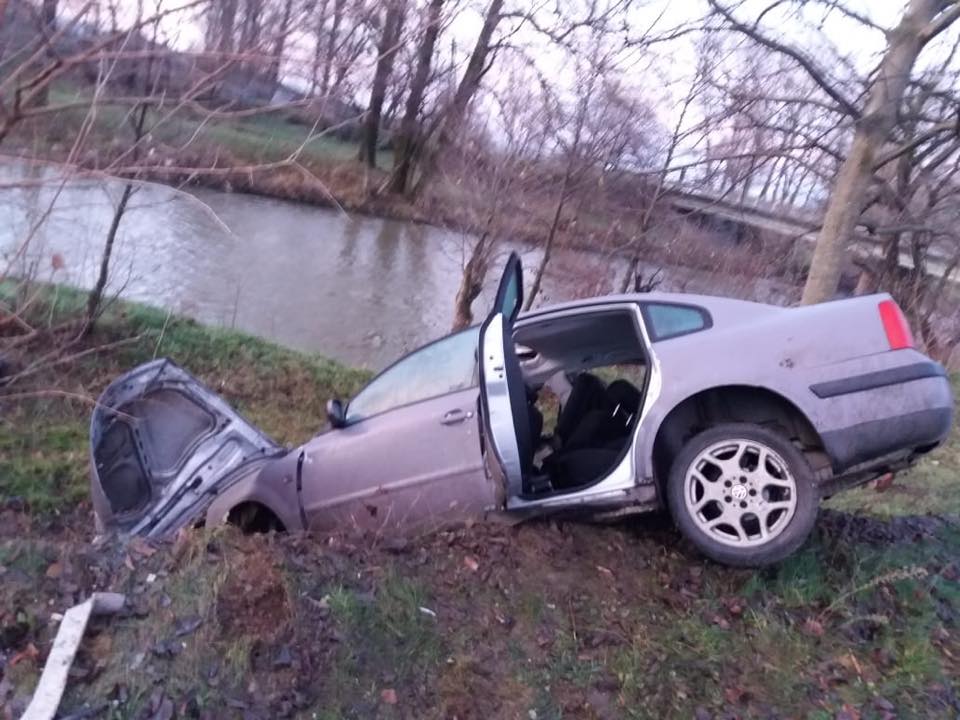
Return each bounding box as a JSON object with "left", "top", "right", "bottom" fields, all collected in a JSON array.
[{"left": 90, "top": 254, "right": 953, "bottom": 566}]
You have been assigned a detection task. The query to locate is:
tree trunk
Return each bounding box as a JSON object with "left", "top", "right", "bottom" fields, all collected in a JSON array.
[
  {"left": 525, "top": 174, "right": 571, "bottom": 311},
  {"left": 620, "top": 70, "right": 695, "bottom": 294},
  {"left": 757, "top": 155, "right": 780, "bottom": 201},
  {"left": 86, "top": 183, "right": 134, "bottom": 325},
  {"left": 410, "top": 0, "right": 504, "bottom": 197},
  {"left": 451, "top": 233, "right": 489, "bottom": 331},
  {"left": 216, "top": 0, "right": 238, "bottom": 53},
  {"left": 241, "top": 0, "right": 263, "bottom": 53},
  {"left": 800, "top": 0, "right": 947, "bottom": 304},
  {"left": 265, "top": 0, "right": 294, "bottom": 89},
  {"left": 321, "top": 0, "right": 344, "bottom": 96},
  {"left": 309, "top": 0, "right": 329, "bottom": 95},
  {"left": 31, "top": 0, "right": 58, "bottom": 107},
  {"left": 85, "top": 27, "right": 155, "bottom": 330},
  {"left": 358, "top": 0, "right": 407, "bottom": 168},
  {"left": 386, "top": 0, "right": 443, "bottom": 194}
]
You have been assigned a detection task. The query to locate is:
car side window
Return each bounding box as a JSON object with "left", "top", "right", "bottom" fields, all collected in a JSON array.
[
  {"left": 346, "top": 327, "right": 480, "bottom": 423},
  {"left": 644, "top": 303, "right": 710, "bottom": 341}
]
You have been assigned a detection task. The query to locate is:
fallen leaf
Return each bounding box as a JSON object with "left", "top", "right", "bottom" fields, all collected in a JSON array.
[
  {"left": 803, "top": 618, "right": 825, "bottom": 637},
  {"left": 9, "top": 643, "right": 39, "bottom": 667},
  {"left": 725, "top": 598, "right": 744, "bottom": 617},
  {"left": 872, "top": 697, "right": 895, "bottom": 712},
  {"left": 272, "top": 645, "right": 293, "bottom": 669},
  {"left": 835, "top": 704, "right": 860, "bottom": 720},
  {"left": 848, "top": 653, "right": 863, "bottom": 678},
  {"left": 90, "top": 634, "right": 113, "bottom": 665},
  {"left": 129, "top": 538, "right": 157, "bottom": 557},
  {"left": 463, "top": 556, "right": 479, "bottom": 572},
  {"left": 45, "top": 562, "right": 63, "bottom": 579},
  {"left": 874, "top": 473, "right": 895, "bottom": 492},
  {"left": 723, "top": 685, "right": 749, "bottom": 704},
  {"left": 380, "top": 688, "right": 397, "bottom": 705},
  {"left": 597, "top": 565, "right": 615, "bottom": 580},
  {"left": 837, "top": 653, "right": 863, "bottom": 678},
  {"left": 711, "top": 614, "right": 730, "bottom": 630}
]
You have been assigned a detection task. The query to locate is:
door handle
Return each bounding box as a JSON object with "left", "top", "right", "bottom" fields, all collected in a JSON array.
[{"left": 441, "top": 408, "right": 474, "bottom": 425}]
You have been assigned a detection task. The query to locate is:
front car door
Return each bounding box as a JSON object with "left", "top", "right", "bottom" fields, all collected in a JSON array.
[
  {"left": 478, "top": 253, "right": 529, "bottom": 499},
  {"left": 298, "top": 327, "right": 497, "bottom": 533}
]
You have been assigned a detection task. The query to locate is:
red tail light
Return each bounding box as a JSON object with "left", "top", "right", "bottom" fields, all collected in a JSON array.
[{"left": 878, "top": 300, "right": 914, "bottom": 350}]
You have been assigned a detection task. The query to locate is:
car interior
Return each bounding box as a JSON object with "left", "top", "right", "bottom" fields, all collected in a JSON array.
[{"left": 510, "top": 308, "right": 648, "bottom": 497}]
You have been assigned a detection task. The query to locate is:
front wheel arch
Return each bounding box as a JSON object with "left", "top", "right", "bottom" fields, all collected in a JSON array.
[
  {"left": 204, "top": 473, "right": 304, "bottom": 533},
  {"left": 227, "top": 501, "right": 286, "bottom": 533}
]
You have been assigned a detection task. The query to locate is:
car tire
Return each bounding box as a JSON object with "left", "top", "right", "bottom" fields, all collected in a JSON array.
[{"left": 666, "top": 422, "right": 819, "bottom": 567}]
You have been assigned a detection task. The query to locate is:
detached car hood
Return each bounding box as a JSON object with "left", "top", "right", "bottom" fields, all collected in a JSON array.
[{"left": 90, "top": 359, "right": 283, "bottom": 538}]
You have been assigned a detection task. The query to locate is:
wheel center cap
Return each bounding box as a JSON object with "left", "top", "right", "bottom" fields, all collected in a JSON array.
[{"left": 731, "top": 485, "right": 747, "bottom": 500}]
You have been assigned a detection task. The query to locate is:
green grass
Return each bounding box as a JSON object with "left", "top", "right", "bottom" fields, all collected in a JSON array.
[
  {"left": 39, "top": 84, "right": 394, "bottom": 169},
  {"left": 318, "top": 574, "right": 442, "bottom": 715},
  {"left": 0, "top": 422, "right": 88, "bottom": 515}
]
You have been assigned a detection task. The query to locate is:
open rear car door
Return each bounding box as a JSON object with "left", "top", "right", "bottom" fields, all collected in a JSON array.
[
  {"left": 90, "top": 359, "right": 284, "bottom": 537},
  {"left": 478, "top": 252, "right": 529, "bottom": 500}
]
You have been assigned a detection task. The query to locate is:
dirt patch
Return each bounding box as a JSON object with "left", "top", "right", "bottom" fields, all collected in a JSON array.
[
  {"left": 216, "top": 541, "right": 291, "bottom": 643},
  {"left": 820, "top": 508, "right": 960, "bottom": 544}
]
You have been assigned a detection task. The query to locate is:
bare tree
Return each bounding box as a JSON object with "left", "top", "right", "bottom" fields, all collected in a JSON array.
[
  {"left": 358, "top": 0, "right": 407, "bottom": 168},
  {"left": 33, "top": 0, "right": 59, "bottom": 107},
  {"left": 801, "top": 0, "right": 960, "bottom": 304},
  {"left": 619, "top": 59, "right": 705, "bottom": 294},
  {"left": 385, "top": 0, "right": 444, "bottom": 194},
  {"left": 264, "top": 0, "right": 295, "bottom": 88},
  {"left": 708, "top": 0, "right": 960, "bottom": 304},
  {"left": 86, "top": 3, "right": 164, "bottom": 329},
  {"left": 449, "top": 76, "right": 548, "bottom": 329},
  {"left": 411, "top": 0, "right": 504, "bottom": 197}
]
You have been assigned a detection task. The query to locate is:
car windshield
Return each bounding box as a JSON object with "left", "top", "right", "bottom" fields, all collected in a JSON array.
[{"left": 346, "top": 326, "right": 480, "bottom": 423}]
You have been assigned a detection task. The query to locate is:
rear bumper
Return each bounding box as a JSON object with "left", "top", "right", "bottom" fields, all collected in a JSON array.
[{"left": 817, "top": 363, "right": 953, "bottom": 471}]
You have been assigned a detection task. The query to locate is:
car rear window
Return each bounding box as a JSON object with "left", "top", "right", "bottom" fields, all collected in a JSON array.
[{"left": 643, "top": 303, "right": 711, "bottom": 341}]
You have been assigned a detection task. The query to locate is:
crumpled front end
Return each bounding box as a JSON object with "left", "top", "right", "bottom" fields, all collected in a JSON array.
[{"left": 91, "top": 359, "right": 283, "bottom": 538}]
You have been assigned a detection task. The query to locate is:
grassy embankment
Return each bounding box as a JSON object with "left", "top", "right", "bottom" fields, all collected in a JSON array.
[
  {"left": 9, "top": 84, "right": 416, "bottom": 216},
  {"left": 1, "top": 288, "right": 959, "bottom": 719}
]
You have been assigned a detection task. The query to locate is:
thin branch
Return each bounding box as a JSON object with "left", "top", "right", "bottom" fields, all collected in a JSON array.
[{"left": 707, "top": 0, "right": 861, "bottom": 119}]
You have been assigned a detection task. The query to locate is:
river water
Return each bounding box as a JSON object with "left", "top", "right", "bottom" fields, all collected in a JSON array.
[{"left": 0, "top": 159, "right": 794, "bottom": 369}]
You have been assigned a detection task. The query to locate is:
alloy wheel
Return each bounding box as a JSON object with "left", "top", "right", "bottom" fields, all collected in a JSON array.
[{"left": 683, "top": 438, "right": 798, "bottom": 547}]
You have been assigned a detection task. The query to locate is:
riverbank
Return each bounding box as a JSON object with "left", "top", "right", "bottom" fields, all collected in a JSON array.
[{"left": 2, "top": 290, "right": 960, "bottom": 718}]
